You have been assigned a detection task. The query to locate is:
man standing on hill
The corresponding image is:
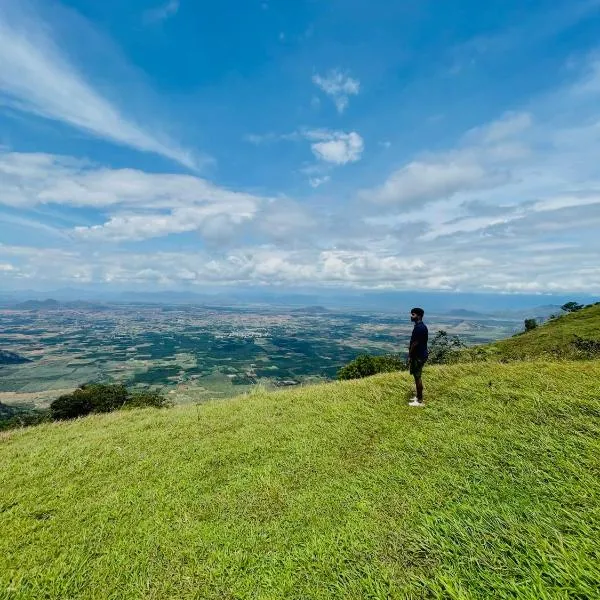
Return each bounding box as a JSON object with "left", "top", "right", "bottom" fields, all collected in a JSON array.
[{"left": 408, "top": 307, "right": 428, "bottom": 407}]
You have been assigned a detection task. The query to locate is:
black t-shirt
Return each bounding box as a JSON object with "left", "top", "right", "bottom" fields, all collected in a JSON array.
[{"left": 410, "top": 322, "right": 429, "bottom": 360}]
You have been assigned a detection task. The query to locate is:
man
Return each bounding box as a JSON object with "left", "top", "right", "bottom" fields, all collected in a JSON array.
[{"left": 408, "top": 307, "right": 428, "bottom": 407}]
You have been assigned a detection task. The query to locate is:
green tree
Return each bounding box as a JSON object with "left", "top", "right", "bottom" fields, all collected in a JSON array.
[
  {"left": 561, "top": 301, "right": 584, "bottom": 313},
  {"left": 428, "top": 330, "right": 465, "bottom": 364},
  {"left": 524, "top": 318, "right": 537, "bottom": 332}
]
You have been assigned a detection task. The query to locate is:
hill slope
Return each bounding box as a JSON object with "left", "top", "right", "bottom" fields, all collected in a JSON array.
[
  {"left": 462, "top": 303, "right": 600, "bottom": 361},
  {"left": 2, "top": 361, "right": 599, "bottom": 599}
]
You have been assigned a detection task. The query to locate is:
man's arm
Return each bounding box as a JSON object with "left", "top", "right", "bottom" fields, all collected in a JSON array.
[{"left": 408, "top": 340, "right": 419, "bottom": 359}]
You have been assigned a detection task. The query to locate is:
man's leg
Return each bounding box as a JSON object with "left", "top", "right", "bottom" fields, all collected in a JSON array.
[
  {"left": 408, "top": 360, "right": 424, "bottom": 406},
  {"left": 415, "top": 377, "right": 423, "bottom": 402}
]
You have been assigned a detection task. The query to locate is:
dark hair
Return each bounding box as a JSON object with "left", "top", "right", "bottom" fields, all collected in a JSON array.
[{"left": 411, "top": 307, "right": 425, "bottom": 318}]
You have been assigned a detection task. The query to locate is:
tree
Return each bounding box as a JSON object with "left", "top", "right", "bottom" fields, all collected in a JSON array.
[
  {"left": 561, "top": 301, "right": 584, "bottom": 313},
  {"left": 428, "top": 330, "right": 465, "bottom": 364},
  {"left": 524, "top": 318, "right": 537, "bottom": 332}
]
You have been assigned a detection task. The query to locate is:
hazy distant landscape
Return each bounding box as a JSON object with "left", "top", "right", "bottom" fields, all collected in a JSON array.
[{"left": 0, "top": 300, "right": 534, "bottom": 409}]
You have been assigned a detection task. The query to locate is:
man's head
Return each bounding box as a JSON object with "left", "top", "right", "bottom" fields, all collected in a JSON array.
[{"left": 410, "top": 307, "right": 424, "bottom": 322}]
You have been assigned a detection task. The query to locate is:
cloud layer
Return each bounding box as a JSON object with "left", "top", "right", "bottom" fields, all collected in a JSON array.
[{"left": 1, "top": 3, "right": 600, "bottom": 295}]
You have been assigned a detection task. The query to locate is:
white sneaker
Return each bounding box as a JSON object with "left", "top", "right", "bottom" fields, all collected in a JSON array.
[{"left": 408, "top": 398, "right": 424, "bottom": 407}]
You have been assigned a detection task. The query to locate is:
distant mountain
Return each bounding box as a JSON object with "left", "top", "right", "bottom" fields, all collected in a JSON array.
[
  {"left": 490, "top": 305, "right": 563, "bottom": 320},
  {"left": 2, "top": 288, "right": 597, "bottom": 314},
  {"left": 290, "top": 306, "right": 331, "bottom": 314},
  {"left": 16, "top": 299, "right": 61, "bottom": 310},
  {"left": 445, "top": 309, "right": 486, "bottom": 318},
  {"left": 64, "top": 301, "right": 110, "bottom": 310},
  {"left": 13, "top": 299, "right": 108, "bottom": 311},
  {"left": 0, "top": 350, "right": 32, "bottom": 365}
]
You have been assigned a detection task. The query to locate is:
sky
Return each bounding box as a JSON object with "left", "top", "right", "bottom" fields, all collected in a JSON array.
[{"left": 1, "top": 0, "right": 600, "bottom": 295}]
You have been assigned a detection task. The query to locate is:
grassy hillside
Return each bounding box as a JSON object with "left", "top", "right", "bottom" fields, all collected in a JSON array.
[
  {"left": 2, "top": 360, "right": 599, "bottom": 599},
  {"left": 459, "top": 303, "right": 600, "bottom": 362}
]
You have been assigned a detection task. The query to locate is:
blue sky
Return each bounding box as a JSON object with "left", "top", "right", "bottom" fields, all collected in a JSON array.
[{"left": 1, "top": 0, "right": 600, "bottom": 294}]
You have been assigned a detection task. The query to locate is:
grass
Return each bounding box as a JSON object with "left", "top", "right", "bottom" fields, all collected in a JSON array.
[
  {"left": 457, "top": 303, "right": 600, "bottom": 362},
  {"left": 2, "top": 360, "right": 599, "bottom": 599}
]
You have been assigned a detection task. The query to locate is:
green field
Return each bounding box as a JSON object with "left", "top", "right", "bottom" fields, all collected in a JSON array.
[
  {"left": 0, "top": 304, "right": 520, "bottom": 407},
  {"left": 2, "top": 358, "right": 599, "bottom": 599}
]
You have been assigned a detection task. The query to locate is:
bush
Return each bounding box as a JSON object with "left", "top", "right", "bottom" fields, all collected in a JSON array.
[
  {"left": 50, "top": 384, "right": 170, "bottom": 420},
  {"left": 571, "top": 336, "right": 600, "bottom": 359},
  {"left": 126, "top": 390, "right": 171, "bottom": 409},
  {"left": 524, "top": 318, "right": 537, "bottom": 332},
  {"left": 337, "top": 354, "right": 406, "bottom": 380},
  {"left": 0, "top": 403, "right": 51, "bottom": 431}
]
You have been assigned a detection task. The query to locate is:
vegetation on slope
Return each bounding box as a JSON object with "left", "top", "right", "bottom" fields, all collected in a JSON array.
[
  {"left": 0, "top": 385, "right": 169, "bottom": 431},
  {"left": 49, "top": 383, "right": 170, "bottom": 420},
  {"left": 455, "top": 302, "right": 600, "bottom": 363},
  {"left": 336, "top": 353, "right": 406, "bottom": 380},
  {"left": 2, "top": 361, "right": 599, "bottom": 599}
]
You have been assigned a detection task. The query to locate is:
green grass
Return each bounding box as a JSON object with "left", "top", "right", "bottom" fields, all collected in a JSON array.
[
  {"left": 2, "top": 360, "right": 599, "bottom": 599},
  {"left": 458, "top": 303, "right": 600, "bottom": 362}
]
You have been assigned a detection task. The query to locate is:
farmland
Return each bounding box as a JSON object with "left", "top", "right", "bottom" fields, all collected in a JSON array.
[{"left": 0, "top": 303, "right": 520, "bottom": 408}]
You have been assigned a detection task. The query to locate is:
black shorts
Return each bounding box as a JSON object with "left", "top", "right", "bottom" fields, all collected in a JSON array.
[{"left": 409, "top": 358, "right": 426, "bottom": 379}]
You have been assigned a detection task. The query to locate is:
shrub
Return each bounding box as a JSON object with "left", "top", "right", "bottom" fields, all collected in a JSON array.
[
  {"left": 0, "top": 403, "right": 51, "bottom": 431},
  {"left": 50, "top": 383, "right": 170, "bottom": 420},
  {"left": 571, "top": 336, "right": 600, "bottom": 359},
  {"left": 337, "top": 354, "right": 405, "bottom": 380},
  {"left": 126, "top": 390, "right": 171, "bottom": 409},
  {"left": 524, "top": 318, "right": 537, "bottom": 332}
]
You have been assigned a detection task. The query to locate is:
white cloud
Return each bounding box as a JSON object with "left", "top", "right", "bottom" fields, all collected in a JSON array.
[
  {"left": 257, "top": 199, "right": 316, "bottom": 240},
  {"left": 306, "top": 130, "right": 364, "bottom": 165},
  {"left": 0, "top": 150, "right": 267, "bottom": 241},
  {"left": 243, "top": 132, "right": 280, "bottom": 145},
  {"left": 479, "top": 112, "right": 533, "bottom": 143},
  {"left": 309, "top": 176, "right": 331, "bottom": 188},
  {"left": 75, "top": 202, "right": 258, "bottom": 242},
  {"left": 312, "top": 69, "right": 360, "bottom": 113},
  {"left": 532, "top": 192, "right": 600, "bottom": 212},
  {"left": 0, "top": 0, "right": 196, "bottom": 169},
  {"left": 0, "top": 151, "right": 255, "bottom": 210},
  {"left": 363, "top": 159, "right": 489, "bottom": 205},
  {"left": 0, "top": 149, "right": 322, "bottom": 245},
  {"left": 242, "top": 128, "right": 364, "bottom": 184},
  {"left": 143, "top": 0, "right": 180, "bottom": 24},
  {"left": 361, "top": 111, "right": 535, "bottom": 207}
]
